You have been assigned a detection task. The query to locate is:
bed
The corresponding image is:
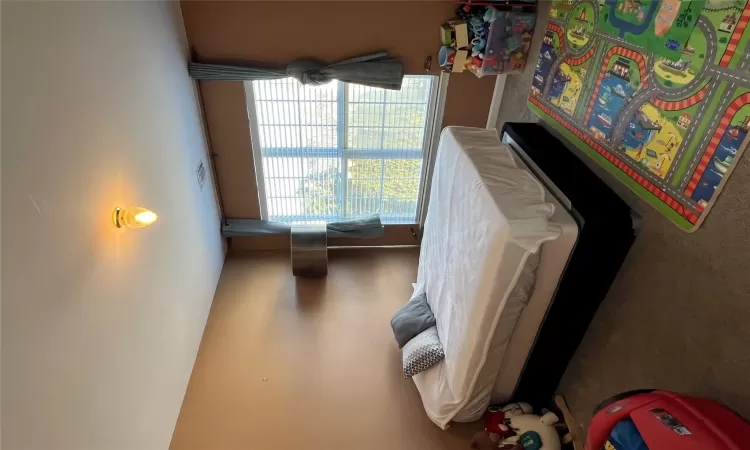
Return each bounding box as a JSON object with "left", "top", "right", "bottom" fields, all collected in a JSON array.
[{"left": 412, "top": 123, "right": 638, "bottom": 429}]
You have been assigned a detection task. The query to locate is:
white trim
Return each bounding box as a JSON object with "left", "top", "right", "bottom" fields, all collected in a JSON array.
[
  {"left": 243, "top": 81, "right": 269, "bottom": 220},
  {"left": 417, "top": 72, "right": 450, "bottom": 227},
  {"left": 486, "top": 74, "right": 508, "bottom": 129}
]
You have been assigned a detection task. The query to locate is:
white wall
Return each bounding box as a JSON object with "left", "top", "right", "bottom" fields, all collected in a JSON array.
[{"left": 1, "top": 2, "right": 225, "bottom": 449}]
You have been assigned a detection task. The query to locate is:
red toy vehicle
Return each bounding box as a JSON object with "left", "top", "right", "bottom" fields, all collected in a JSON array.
[{"left": 587, "top": 390, "right": 750, "bottom": 450}]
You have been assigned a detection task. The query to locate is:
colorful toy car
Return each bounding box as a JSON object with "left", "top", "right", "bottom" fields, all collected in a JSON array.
[{"left": 587, "top": 390, "right": 750, "bottom": 450}]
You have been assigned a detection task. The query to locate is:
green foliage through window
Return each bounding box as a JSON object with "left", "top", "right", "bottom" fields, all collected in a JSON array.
[{"left": 250, "top": 76, "right": 435, "bottom": 223}]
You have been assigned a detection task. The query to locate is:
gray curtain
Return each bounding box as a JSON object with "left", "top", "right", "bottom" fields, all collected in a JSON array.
[
  {"left": 221, "top": 215, "right": 385, "bottom": 239},
  {"left": 188, "top": 52, "right": 404, "bottom": 90}
]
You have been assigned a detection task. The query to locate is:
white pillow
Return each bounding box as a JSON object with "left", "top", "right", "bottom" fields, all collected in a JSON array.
[{"left": 402, "top": 326, "right": 445, "bottom": 378}]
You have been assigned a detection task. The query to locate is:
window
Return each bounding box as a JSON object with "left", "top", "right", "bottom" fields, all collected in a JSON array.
[{"left": 245, "top": 76, "right": 436, "bottom": 224}]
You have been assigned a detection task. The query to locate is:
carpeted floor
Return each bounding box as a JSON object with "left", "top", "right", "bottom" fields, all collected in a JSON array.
[
  {"left": 554, "top": 144, "right": 750, "bottom": 427},
  {"left": 169, "top": 248, "right": 477, "bottom": 450}
]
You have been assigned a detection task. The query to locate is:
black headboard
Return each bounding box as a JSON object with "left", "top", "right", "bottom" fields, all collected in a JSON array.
[{"left": 501, "top": 122, "right": 639, "bottom": 408}]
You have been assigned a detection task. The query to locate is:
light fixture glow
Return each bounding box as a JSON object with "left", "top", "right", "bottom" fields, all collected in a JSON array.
[{"left": 113, "top": 206, "right": 158, "bottom": 229}]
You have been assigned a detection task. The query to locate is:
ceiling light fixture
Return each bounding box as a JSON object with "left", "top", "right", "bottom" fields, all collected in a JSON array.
[{"left": 113, "top": 206, "right": 158, "bottom": 229}]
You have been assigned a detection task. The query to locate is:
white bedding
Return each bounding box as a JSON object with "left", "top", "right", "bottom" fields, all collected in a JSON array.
[{"left": 412, "top": 127, "right": 561, "bottom": 429}]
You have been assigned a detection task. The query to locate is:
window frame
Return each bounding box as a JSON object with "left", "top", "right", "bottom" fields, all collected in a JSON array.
[{"left": 245, "top": 75, "right": 441, "bottom": 224}]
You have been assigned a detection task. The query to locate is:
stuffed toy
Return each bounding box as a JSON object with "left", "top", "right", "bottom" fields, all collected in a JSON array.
[
  {"left": 485, "top": 405, "right": 513, "bottom": 442},
  {"left": 501, "top": 402, "right": 533, "bottom": 417},
  {"left": 473, "top": 402, "right": 565, "bottom": 449},
  {"left": 498, "top": 411, "right": 561, "bottom": 450}
]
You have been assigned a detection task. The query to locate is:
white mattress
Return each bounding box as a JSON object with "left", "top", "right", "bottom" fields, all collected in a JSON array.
[
  {"left": 411, "top": 127, "right": 565, "bottom": 429},
  {"left": 452, "top": 244, "right": 541, "bottom": 423}
]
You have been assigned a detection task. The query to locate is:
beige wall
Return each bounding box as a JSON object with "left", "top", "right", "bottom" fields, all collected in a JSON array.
[
  {"left": 1, "top": 2, "right": 224, "bottom": 449},
  {"left": 181, "top": 1, "right": 496, "bottom": 220}
]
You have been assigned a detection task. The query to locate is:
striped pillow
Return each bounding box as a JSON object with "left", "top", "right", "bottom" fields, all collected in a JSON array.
[{"left": 402, "top": 326, "right": 445, "bottom": 378}]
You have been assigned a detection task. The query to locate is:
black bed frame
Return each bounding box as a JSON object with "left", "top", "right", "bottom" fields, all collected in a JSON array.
[{"left": 500, "top": 122, "right": 639, "bottom": 408}]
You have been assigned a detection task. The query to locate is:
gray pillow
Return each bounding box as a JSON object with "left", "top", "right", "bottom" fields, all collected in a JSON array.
[
  {"left": 402, "top": 326, "right": 445, "bottom": 378},
  {"left": 391, "top": 293, "right": 436, "bottom": 348}
]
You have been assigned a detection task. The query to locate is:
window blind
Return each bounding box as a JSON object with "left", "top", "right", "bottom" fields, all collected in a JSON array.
[{"left": 247, "top": 75, "right": 435, "bottom": 224}]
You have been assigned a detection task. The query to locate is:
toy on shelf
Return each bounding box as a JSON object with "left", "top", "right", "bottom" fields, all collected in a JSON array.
[
  {"left": 439, "top": 19, "right": 470, "bottom": 73},
  {"left": 439, "top": 5, "right": 536, "bottom": 77},
  {"left": 456, "top": 1, "right": 537, "bottom": 14}
]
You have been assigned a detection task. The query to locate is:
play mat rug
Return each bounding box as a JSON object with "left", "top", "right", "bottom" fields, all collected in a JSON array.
[{"left": 528, "top": 0, "right": 750, "bottom": 231}]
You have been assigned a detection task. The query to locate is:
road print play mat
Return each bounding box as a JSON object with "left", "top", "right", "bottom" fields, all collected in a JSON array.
[{"left": 529, "top": 0, "right": 750, "bottom": 231}]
